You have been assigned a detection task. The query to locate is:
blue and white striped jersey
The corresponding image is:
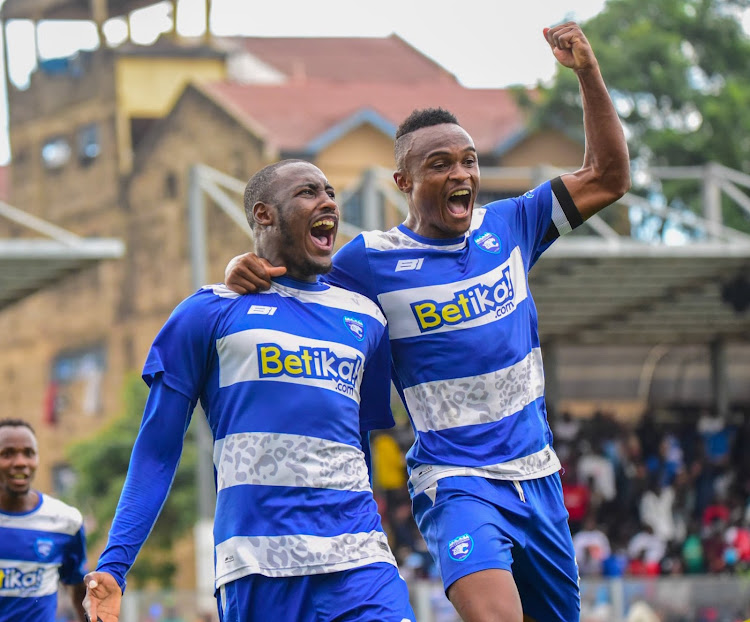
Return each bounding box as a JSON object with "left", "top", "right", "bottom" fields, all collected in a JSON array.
[
  {"left": 138, "top": 276, "right": 396, "bottom": 589},
  {"left": 0, "top": 493, "right": 87, "bottom": 621},
  {"left": 328, "top": 179, "right": 583, "bottom": 495}
]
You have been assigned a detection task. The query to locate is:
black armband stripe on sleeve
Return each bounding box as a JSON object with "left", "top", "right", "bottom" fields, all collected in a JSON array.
[{"left": 550, "top": 176, "right": 584, "bottom": 235}]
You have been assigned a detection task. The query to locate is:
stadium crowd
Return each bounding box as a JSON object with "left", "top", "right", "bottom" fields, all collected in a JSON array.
[{"left": 372, "top": 406, "right": 750, "bottom": 582}]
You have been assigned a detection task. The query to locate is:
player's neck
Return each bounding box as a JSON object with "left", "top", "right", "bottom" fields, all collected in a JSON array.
[{"left": 0, "top": 489, "right": 40, "bottom": 514}]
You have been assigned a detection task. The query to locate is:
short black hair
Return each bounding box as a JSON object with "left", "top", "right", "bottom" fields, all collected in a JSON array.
[
  {"left": 394, "top": 108, "right": 460, "bottom": 170},
  {"left": 395, "top": 107, "right": 460, "bottom": 140},
  {"left": 243, "top": 159, "right": 309, "bottom": 228},
  {"left": 0, "top": 418, "right": 35, "bottom": 435}
]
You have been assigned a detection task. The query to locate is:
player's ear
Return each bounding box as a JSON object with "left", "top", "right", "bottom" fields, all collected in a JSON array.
[
  {"left": 252, "top": 201, "right": 275, "bottom": 228},
  {"left": 393, "top": 170, "right": 412, "bottom": 194}
]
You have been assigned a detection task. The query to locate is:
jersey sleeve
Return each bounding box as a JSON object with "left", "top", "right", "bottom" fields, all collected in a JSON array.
[
  {"left": 490, "top": 177, "right": 583, "bottom": 269},
  {"left": 58, "top": 524, "right": 88, "bottom": 585},
  {"left": 324, "top": 235, "right": 378, "bottom": 303},
  {"left": 358, "top": 323, "right": 395, "bottom": 433},
  {"left": 142, "top": 288, "right": 224, "bottom": 399},
  {"left": 95, "top": 377, "right": 195, "bottom": 592}
]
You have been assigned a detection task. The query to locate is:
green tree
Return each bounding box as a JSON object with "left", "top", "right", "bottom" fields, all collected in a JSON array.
[
  {"left": 532, "top": 0, "right": 750, "bottom": 235},
  {"left": 66, "top": 373, "right": 198, "bottom": 587}
]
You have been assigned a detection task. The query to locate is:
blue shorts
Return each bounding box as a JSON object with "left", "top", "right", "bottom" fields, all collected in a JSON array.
[
  {"left": 412, "top": 473, "right": 580, "bottom": 621},
  {"left": 217, "top": 562, "right": 415, "bottom": 622}
]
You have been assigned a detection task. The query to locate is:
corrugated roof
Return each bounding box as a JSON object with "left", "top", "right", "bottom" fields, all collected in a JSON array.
[{"left": 200, "top": 80, "right": 524, "bottom": 154}]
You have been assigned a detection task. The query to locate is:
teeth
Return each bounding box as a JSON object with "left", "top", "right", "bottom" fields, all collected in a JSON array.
[
  {"left": 450, "top": 190, "right": 470, "bottom": 198},
  {"left": 312, "top": 219, "right": 335, "bottom": 230}
]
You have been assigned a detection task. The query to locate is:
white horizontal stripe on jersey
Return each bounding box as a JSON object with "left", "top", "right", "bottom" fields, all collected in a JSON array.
[
  {"left": 0, "top": 559, "right": 59, "bottom": 598},
  {"left": 550, "top": 192, "right": 573, "bottom": 236},
  {"left": 205, "top": 284, "right": 241, "bottom": 299},
  {"left": 404, "top": 347, "right": 545, "bottom": 433},
  {"left": 217, "top": 328, "right": 365, "bottom": 402},
  {"left": 362, "top": 229, "right": 468, "bottom": 252},
  {"left": 213, "top": 432, "right": 371, "bottom": 492},
  {"left": 259, "top": 282, "right": 386, "bottom": 326},
  {"left": 214, "top": 530, "right": 397, "bottom": 587},
  {"left": 0, "top": 497, "right": 82, "bottom": 535},
  {"left": 408, "top": 445, "right": 562, "bottom": 495},
  {"left": 378, "top": 247, "right": 528, "bottom": 340}
]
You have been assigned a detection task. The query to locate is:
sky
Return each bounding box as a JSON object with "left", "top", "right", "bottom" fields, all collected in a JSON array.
[{"left": 0, "top": 0, "right": 609, "bottom": 162}]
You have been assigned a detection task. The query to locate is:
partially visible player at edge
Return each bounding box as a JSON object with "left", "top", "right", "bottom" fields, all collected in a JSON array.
[
  {"left": 83, "top": 160, "right": 415, "bottom": 622},
  {"left": 0, "top": 418, "right": 88, "bottom": 622},
  {"left": 224, "top": 23, "right": 630, "bottom": 622}
]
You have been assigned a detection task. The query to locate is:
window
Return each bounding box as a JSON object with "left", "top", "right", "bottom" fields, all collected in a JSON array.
[
  {"left": 77, "top": 123, "right": 100, "bottom": 165},
  {"left": 41, "top": 136, "right": 71, "bottom": 170}
]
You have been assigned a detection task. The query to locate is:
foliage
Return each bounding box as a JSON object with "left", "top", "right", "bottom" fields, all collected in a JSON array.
[
  {"left": 66, "top": 373, "right": 198, "bottom": 587},
  {"left": 531, "top": 0, "right": 750, "bottom": 235}
]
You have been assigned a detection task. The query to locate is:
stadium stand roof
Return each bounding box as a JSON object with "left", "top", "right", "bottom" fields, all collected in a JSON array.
[
  {"left": 532, "top": 237, "right": 750, "bottom": 345},
  {"left": 0, "top": 200, "right": 125, "bottom": 311}
]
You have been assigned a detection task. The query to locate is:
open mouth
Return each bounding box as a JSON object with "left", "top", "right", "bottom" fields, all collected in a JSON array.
[
  {"left": 309, "top": 217, "right": 336, "bottom": 252},
  {"left": 446, "top": 188, "right": 472, "bottom": 217}
]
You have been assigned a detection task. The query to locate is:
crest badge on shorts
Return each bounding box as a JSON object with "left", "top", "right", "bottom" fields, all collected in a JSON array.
[{"left": 448, "top": 533, "right": 474, "bottom": 561}]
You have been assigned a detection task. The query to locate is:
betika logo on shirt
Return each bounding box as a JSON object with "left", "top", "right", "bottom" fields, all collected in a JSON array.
[
  {"left": 411, "top": 265, "right": 516, "bottom": 332},
  {"left": 257, "top": 343, "right": 364, "bottom": 396},
  {"left": 0, "top": 566, "right": 44, "bottom": 592}
]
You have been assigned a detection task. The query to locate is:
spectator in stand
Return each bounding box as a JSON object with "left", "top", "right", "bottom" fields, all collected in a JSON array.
[
  {"left": 572, "top": 515, "right": 611, "bottom": 576},
  {"left": 627, "top": 523, "right": 666, "bottom": 569},
  {"left": 645, "top": 433, "right": 683, "bottom": 488},
  {"left": 703, "top": 491, "right": 731, "bottom": 528},
  {"left": 730, "top": 413, "right": 750, "bottom": 499},
  {"left": 602, "top": 535, "right": 629, "bottom": 578},
  {"left": 658, "top": 541, "right": 684, "bottom": 575},
  {"left": 639, "top": 478, "right": 676, "bottom": 542},
  {"left": 626, "top": 550, "right": 660, "bottom": 577},
  {"left": 371, "top": 430, "right": 408, "bottom": 528},
  {"left": 697, "top": 410, "right": 733, "bottom": 468},
  {"left": 681, "top": 520, "right": 705, "bottom": 574},
  {"left": 578, "top": 439, "right": 617, "bottom": 505},
  {"left": 552, "top": 411, "right": 581, "bottom": 463},
  {"left": 635, "top": 410, "right": 660, "bottom": 462},
  {"left": 702, "top": 515, "right": 728, "bottom": 573},
  {"left": 561, "top": 465, "right": 590, "bottom": 533}
]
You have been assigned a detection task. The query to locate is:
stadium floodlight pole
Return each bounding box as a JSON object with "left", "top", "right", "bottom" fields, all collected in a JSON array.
[{"left": 188, "top": 164, "right": 218, "bottom": 614}]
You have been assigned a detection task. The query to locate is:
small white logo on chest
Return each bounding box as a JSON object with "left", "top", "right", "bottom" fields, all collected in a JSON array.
[
  {"left": 248, "top": 305, "right": 277, "bottom": 315},
  {"left": 395, "top": 258, "right": 424, "bottom": 272}
]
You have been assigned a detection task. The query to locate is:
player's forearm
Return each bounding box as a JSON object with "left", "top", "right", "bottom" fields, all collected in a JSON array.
[
  {"left": 577, "top": 65, "right": 631, "bottom": 216},
  {"left": 96, "top": 378, "right": 192, "bottom": 591},
  {"left": 70, "top": 582, "right": 88, "bottom": 622}
]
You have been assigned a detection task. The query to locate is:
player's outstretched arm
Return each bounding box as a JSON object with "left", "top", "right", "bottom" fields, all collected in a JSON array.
[
  {"left": 545, "top": 22, "right": 631, "bottom": 219},
  {"left": 225, "top": 253, "right": 286, "bottom": 294},
  {"left": 83, "top": 572, "right": 121, "bottom": 622}
]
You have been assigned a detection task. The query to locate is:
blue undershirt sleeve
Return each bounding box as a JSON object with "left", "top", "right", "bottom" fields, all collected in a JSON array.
[
  {"left": 324, "top": 236, "right": 378, "bottom": 302},
  {"left": 95, "top": 376, "right": 194, "bottom": 592},
  {"left": 59, "top": 525, "right": 87, "bottom": 585}
]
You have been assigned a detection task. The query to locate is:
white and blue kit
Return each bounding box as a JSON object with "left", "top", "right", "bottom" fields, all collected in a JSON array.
[
  {"left": 0, "top": 493, "right": 87, "bottom": 621},
  {"left": 328, "top": 178, "right": 583, "bottom": 620},
  {"left": 96, "top": 276, "right": 414, "bottom": 622}
]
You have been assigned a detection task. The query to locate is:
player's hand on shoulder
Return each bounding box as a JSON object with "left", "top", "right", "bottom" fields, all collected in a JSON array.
[
  {"left": 543, "top": 22, "right": 597, "bottom": 73},
  {"left": 224, "top": 252, "right": 287, "bottom": 293},
  {"left": 83, "top": 571, "right": 121, "bottom": 622}
]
